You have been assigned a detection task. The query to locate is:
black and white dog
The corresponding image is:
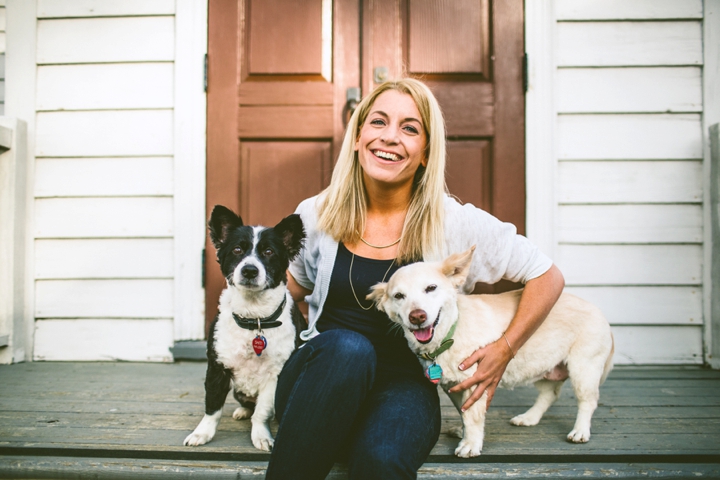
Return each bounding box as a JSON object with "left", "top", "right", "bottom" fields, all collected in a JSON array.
[{"left": 184, "top": 205, "right": 306, "bottom": 451}]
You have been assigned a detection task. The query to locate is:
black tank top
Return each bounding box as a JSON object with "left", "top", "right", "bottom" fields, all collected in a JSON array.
[{"left": 317, "top": 243, "right": 423, "bottom": 376}]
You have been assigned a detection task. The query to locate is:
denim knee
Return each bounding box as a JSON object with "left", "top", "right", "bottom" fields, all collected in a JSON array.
[{"left": 312, "top": 329, "right": 377, "bottom": 374}]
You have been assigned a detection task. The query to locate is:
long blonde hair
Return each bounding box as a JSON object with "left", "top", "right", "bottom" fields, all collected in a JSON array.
[{"left": 317, "top": 78, "right": 448, "bottom": 263}]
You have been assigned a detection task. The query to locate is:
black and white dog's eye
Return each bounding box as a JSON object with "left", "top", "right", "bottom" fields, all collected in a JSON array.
[
  {"left": 393, "top": 292, "right": 405, "bottom": 300},
  {"left": 425, "top": 284, "right": 437, "bottom": 293},
  {"left": 263, "top": 248, "right": 274, "bottom": 257},
  {"left": 233, "top": 246, "right": 244, "bottom": 255}
]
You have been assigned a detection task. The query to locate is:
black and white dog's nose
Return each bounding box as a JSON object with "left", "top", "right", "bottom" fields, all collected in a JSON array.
[{"left": 241, "top": 265, "right": 259, "bottom": 279}]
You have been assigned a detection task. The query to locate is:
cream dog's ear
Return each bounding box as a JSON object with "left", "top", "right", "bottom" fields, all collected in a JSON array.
[
  {"left": 367, "top": 283, "right": 388, "bottom": 312},
  {"left": 440, "top": 246, "right": 476, "bottom": 287}
]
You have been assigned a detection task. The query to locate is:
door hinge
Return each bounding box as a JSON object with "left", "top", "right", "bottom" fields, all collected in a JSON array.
[
  {"left": 522, "top": 53, "right": 529, "bottom": 93},
  {"left": 201, "top": 248, "right": 206, "bottom": 288},
  {"left": 204, "top": 54, "right": 208, "bottom": 92}
]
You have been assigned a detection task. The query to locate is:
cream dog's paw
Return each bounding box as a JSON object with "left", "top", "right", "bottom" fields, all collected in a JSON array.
[
  {"left": 567, "top": 428, "right": 591, "bottom": 443},
  {"left": 454, "top": 438, "right": 483, "bottom": 457},
  {"left": 510, "top": 412, "right": 541, "bottom": 426}
]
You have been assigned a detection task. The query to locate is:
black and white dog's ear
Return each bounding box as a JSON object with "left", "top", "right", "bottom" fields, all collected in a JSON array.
[
  {"left": 208, "top": 205, "right": 243, "bottom": 249},
  {"left": 274, "top": 214, "right": 306, "bottom": 261}
]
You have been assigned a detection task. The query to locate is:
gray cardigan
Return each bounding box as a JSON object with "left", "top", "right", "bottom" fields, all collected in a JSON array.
[{"left": 289, "top": 194, "right": 553, "bottom": 341}]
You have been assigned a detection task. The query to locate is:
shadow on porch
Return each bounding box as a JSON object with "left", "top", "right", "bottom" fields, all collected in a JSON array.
[{"left": 0, "top": 362, "right": 719, "bottom": 479}]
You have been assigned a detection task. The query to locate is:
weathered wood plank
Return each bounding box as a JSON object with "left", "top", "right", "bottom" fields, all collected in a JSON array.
[
  {"left": 34, "top": 281, "right": 173, "bottom": 318},
  {"left": 558, "top": 204, "right": 702, "bottom": 243},
  {"left": 566, "top": 286, "right": 702, "bottom": 326},
  {"left": 33, "top": 319, "right": 173, "bottom": 362},
  {"left": 34, "top": 238, "right": 174, "bottom": 279},
  {"left": 34, "top": 197, "right": 173, "bottom": 238},
  {"left": 37, "top": 64, "right": 174, "bottom": 111},
  {"left": 35, "top": 157, "right": 174, "bottom": 197},
  {"left": 36, "top": 110, "right": 174, "bottom": 157},
  {"left": 558, "top": 114, "right": 702, "bottom": 160},
  {"left": 556, "top": 0, "right": 703, "bottom": 20},
  {"left": 557, "top": 67, "right": 702, "bottom": 113},
  {"left": 37, "top": 0, "right": 175, "bottom": 18},
  {"left": 558, "top": 161, "right": 702, "bottom": 203},
  {"left": 37, "top": 17, "right": 174, "bottom": 64},
  {"left": 557, "top": 22, "right": 702, "bottom": 67}
]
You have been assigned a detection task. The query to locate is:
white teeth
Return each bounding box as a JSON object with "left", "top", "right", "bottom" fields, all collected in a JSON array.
[{"left": 374, "top": 150, "right": 399, "bottom": 161}]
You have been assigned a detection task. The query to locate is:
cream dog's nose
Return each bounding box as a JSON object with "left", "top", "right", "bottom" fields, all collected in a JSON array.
[{"left": 409, "top": 309, "right": 427, "bottom": 326}]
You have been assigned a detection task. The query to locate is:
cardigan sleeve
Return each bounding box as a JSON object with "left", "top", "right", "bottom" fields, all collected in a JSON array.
[
  {"left": 443, "top": 197, "right": 553, "bottom": 293},
  {"left": 288, "top": 196, "right": 320, "bottom": 291}
]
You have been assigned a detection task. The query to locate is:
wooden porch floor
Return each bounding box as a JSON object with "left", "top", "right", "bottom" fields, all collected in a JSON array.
[{"left": 0, "top": 362, "right": 719, "bottom": 479}]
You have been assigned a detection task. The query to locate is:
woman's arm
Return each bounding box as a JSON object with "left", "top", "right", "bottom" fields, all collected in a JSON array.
[
  {"left": 448, "top": 263, "right": 565, "bottom": 411},
  {"left": 287, "top": 271, "right": 312, "bottom": 303}
]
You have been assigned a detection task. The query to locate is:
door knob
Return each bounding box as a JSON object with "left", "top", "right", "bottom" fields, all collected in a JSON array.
[{"left": 345, "top": 87, "right": 361, "bottom": 125}]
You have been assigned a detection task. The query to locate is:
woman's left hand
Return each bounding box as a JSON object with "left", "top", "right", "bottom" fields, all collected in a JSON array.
[{"left": 448, "top": 336, "right": 514, "bottom": 411}]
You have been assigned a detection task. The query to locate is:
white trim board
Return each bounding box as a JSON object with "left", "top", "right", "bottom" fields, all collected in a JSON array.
[{"left": 173, "top": 0, "right": 207, "bottom": 341}]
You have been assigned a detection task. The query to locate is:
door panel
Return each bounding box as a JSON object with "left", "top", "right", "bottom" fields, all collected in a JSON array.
[{"left": 206, "top": 0, "right": 524, "bottom": 330}]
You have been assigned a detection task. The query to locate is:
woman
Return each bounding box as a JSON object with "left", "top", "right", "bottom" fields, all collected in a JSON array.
[{"left": 265, "top": 78, "right": 565, "bottom": 479}]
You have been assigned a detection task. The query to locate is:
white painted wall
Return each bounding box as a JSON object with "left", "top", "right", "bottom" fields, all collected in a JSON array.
[
  {"left": 2, "top": 0, "right": 207, "bottom": 362},
  {"left": 0, "top": 0, "right": 5, "bottom": 114},
  {"left": 529, "top": 0, "right": 706, "bottom": 364}
]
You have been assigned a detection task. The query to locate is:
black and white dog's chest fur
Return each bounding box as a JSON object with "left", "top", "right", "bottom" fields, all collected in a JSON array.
[{"left": 184, "top": 206, "right": 306, "bottom": 451}]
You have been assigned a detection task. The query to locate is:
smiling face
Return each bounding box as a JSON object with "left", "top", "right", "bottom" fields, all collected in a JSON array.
[{"left": 354, "top": 89, "right": 428, "bottom": 190}]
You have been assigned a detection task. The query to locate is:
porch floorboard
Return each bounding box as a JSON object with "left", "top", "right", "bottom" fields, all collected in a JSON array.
[{"left": 0, "top": 362, "right": 719, "bottom": 478}]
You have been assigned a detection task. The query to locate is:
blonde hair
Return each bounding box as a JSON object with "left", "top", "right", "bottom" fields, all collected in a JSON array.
[{"left": 317, "top": 78, "right": 448, "bottom": 263}]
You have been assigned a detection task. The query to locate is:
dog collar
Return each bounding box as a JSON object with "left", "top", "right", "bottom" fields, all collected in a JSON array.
[
  {"left": 419, "top": 321, "right": 458, "bottom": 361},
  {"left": 232, "top": 296, "right": 286, "bottom": 330}
]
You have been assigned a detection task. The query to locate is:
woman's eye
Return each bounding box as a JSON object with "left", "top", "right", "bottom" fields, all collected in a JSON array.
[
  {"left": 425, "top": 285, "right": 437, "bottom": 293},
  {"left": 233, "top": 247, "right": 244, "bottom": 255},
  {"left": 370, "top": 118, "right": 385, "bottom": 126},
  {"left": 403, "top": 125, "right": 419, "bottom": 134},
  {"left": 393, "top": 292, "right": 405, "bottom": 300}
]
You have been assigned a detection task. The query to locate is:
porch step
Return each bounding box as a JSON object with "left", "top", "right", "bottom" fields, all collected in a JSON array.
[{"left": 1, "top": 456, "right": 719, "bottom": 479}]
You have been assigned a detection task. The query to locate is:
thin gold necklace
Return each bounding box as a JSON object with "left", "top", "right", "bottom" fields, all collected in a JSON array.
[
  {"left": 349, "top": 253, "right": 395, "bottom": 311},
  {"left": 359, "top": 236, "right": 401, "bottom": 249}
]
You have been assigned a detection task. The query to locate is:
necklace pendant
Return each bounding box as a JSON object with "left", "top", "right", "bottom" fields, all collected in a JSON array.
[
  {"left": 425, "top": 362, "right": 443, "bottom": 384},
  {"left": 252, "top": 335, "right": 267, "bottom": 356}
]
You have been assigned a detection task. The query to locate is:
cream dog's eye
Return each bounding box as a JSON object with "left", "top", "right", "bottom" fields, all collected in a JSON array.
[
  {"left": 425, "top": 284, "right": 437, "bottom": 293},
  {"left": 393, "top": 292, "right": 405, "bottom": 300}
]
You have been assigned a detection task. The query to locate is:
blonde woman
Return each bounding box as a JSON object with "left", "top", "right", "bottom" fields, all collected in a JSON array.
[{"left": 266, "top": 79, "right": 565, "bottom": 480}]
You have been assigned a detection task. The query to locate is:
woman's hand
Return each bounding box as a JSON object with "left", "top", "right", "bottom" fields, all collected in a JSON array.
[
  {"left": 448, "top": 264, "right": 565, "bottom": 412},
  {"left": 448, "top": 335, "right": 514, "bottom": 411}
]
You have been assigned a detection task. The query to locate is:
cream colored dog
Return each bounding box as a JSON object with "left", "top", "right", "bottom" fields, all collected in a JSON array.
[{"left": 368, "top": 247, "right": 614, "bottom": 458}]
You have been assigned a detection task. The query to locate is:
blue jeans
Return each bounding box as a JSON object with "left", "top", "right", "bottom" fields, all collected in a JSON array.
[{"left": 266, "top": 329, "right": 441, "bottom": 480}]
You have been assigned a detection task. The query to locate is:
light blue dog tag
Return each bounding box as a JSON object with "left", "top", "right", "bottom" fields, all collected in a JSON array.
[{"left": 425, "top": 362, "right": 443, "bottom": 384}]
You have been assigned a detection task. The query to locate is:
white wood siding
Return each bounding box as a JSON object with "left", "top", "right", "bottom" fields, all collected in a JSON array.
[
  {"left": 28, "top": 1, "right": 206, "bottom": 362},
  {"left": 553, "top": 0, "right": 704, "bottom": 364},
  {"left": 0, "top": 3, "right": 5, "bottom": 114}
]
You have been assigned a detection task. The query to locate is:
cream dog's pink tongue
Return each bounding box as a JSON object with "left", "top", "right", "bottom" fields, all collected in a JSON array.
[{"left": 413, "top": 326, "right": 434, "bottom": 343}]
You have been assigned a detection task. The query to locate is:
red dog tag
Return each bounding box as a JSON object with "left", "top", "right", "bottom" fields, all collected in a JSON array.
[{"left": 252, "top": 335, "right": 267, "bottom": 356}]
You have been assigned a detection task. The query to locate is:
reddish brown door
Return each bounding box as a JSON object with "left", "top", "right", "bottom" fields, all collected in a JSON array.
[{"left": 206, "top": 0, "right": 525, "bottom": 330}]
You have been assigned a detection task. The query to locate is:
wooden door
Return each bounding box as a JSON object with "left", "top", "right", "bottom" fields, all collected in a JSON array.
[{"left": 206, "top": 0, "right": 525, "bottom": 329}]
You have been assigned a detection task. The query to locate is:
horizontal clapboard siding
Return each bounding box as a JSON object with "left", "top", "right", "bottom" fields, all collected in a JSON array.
[
  {"left": 37, "top": 0, "right": 175, "bottom": 18},
  {"left": 557, "top": 21, "right": 702, "bottom": 67},
  {"left": 36, "top": 110, "right": 173, "bottom": 157},
  {"left": 557, "top": 204, "right": 703, "bottom": 244},
  {"left": 37, "top": 64, "right": 174, "bottom": 111},
  {"left": 555, "top": 0, "right": 703, "bottom": 21},
  {"left": 34, "top": 197, "right": 173, "bottom": 238},
  {"left": 35, "top": 157, "right": 174, "bottom": 197},
  {"left": 0, "top": 4, "right": 4, "bottom": 114},
  {"left": 35, "top": 280, "right": 173, "bottom": 318},
  {"left": 31, "top": 3, "right": 182, "bottom": 361},
  {"left": 554, "top": 4, "right": 704, "bottom": 365},
  {"left": 37, "top": 17, "right": 174, "bottom": 64},
  {"left": 35, "top": 239, "right": 174, "bottom": 279},
  {"left": 566, "top": 286, "right": 702, "bottom": 326},
  {"left": 33, "top": 319, "right": 173, "bottom": 362},
  {"left": 557, "top": 67, "right": 702, "bottom": 113}
]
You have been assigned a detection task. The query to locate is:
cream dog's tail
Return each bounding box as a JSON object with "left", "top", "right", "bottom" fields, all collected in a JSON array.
[{"left": 600, "top": 333, "right": 615, "bottom": 385}]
